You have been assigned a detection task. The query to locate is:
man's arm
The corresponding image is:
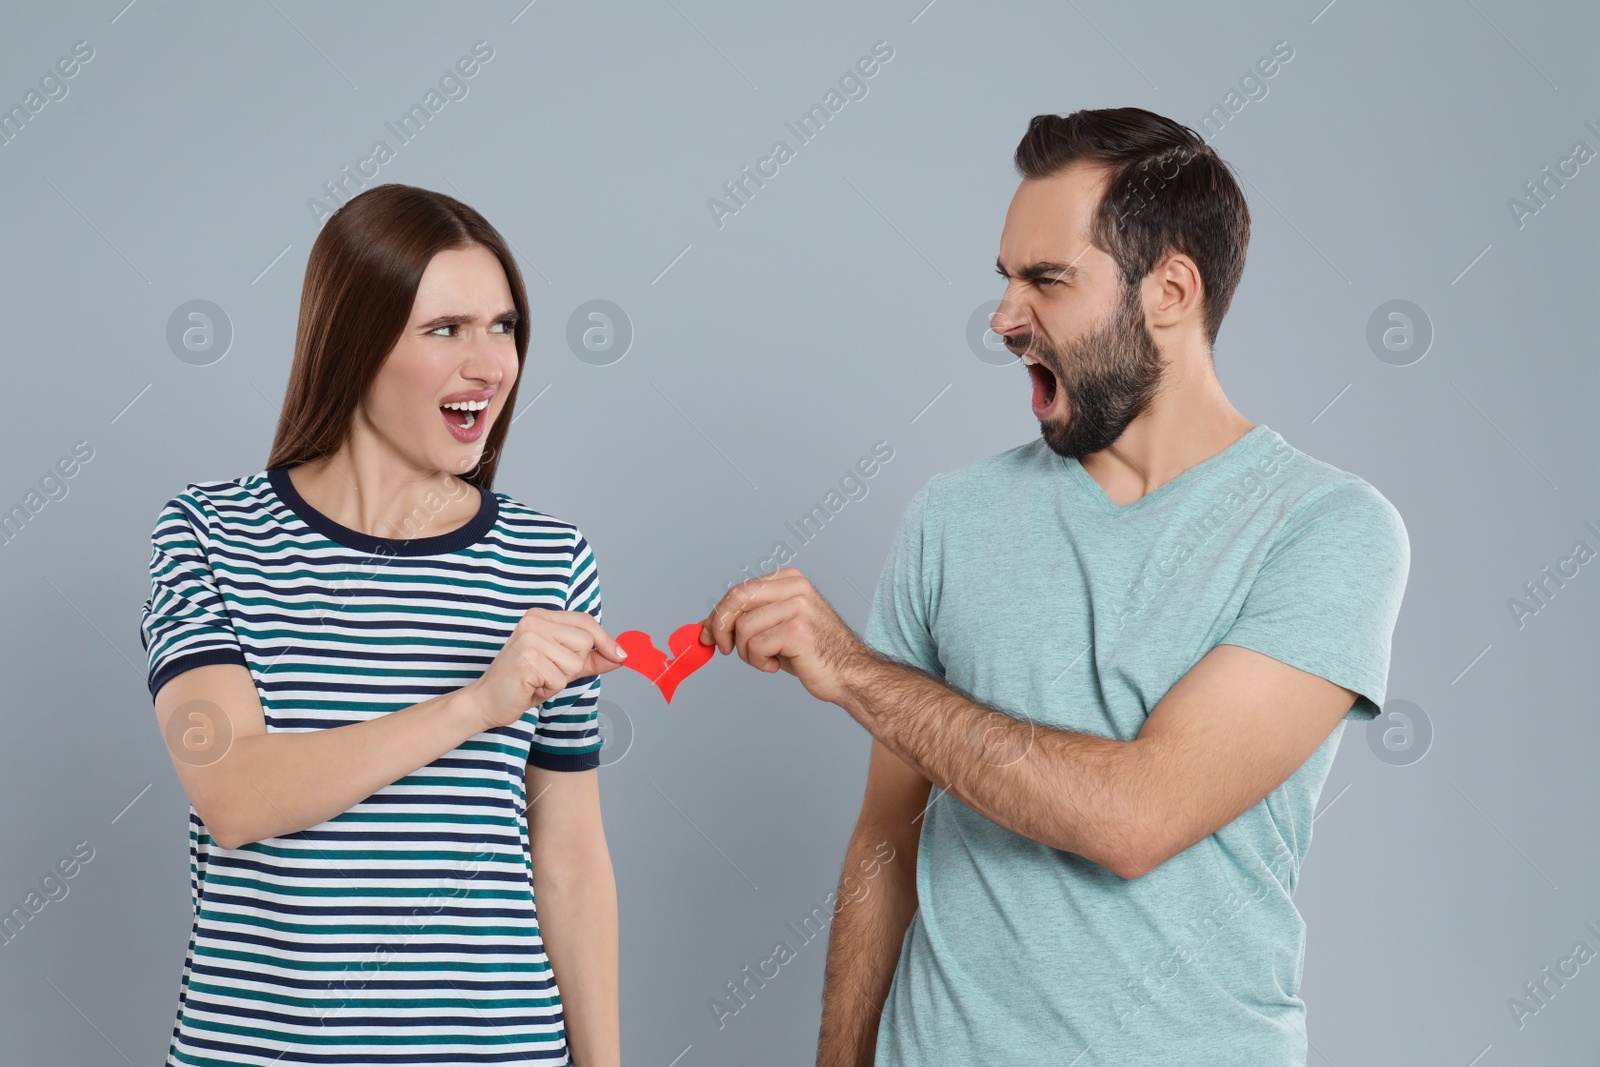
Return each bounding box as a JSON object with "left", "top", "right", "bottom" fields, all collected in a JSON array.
[
  {"left": 817, "top": 739, "right": 928, "bottom": 1067},
  {"left": 837, "top": 640, "right": 1356, "bottom": 879},
  {"left": 701, "top": 569, "right": 1359, "bottom": 881},
  {"left": 528, "top": 764, "right": 619, "bottom": 1067}
]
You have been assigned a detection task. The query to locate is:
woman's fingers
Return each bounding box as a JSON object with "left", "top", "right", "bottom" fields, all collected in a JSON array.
[
  {"left": 513, "top": 609, "right": 625, "bottom": 660},
  {"left": 533, "top": 623, "right": 627, "bottom": 680},
  {"left": 581, "top": 648, "right": 628, "bottom": 677},
  {"left": 475, "top": 610, "right": 626, "bottom": 728},
  {"left": 516, "top": 632, "right": 586, "bottom": 690},
  {"left": 549, "top": 610, "right": 627, "bottom": 662}
]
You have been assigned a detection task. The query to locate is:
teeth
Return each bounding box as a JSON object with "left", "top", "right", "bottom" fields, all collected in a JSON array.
[
  {"left": 442, "top": 399, "right": 489, "bottom": 410},
  {"left": 1020, "top": 355, "right": 1039, "bottom": 366}
]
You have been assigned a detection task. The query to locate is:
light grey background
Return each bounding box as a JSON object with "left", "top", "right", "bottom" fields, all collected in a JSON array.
[{"left": 2, "top": 1, "right": 1597, "bottom": 1064}]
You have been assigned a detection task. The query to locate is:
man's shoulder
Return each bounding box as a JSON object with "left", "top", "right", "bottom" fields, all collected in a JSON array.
[
  {"left": 1260, "top": 435, "right": 1408, "bottom": 562},
  {"left": 914, "top": 438, "right": 1052, "bottom": 512}
]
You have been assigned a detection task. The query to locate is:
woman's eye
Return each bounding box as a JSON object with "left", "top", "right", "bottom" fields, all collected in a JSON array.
[{"left": 428, "top": 321, "right": 515, "bottom": 337}]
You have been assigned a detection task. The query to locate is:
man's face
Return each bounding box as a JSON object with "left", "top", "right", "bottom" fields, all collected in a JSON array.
[{"left": 992, "top": 165, "right": 1166, "bottom": 460}]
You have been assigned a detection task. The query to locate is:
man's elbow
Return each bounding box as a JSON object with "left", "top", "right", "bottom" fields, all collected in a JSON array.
[
  {"left": 1088, "top": 821, "right": 1172, "bottom": 881},
  {"left": 1105, "top": 851, "right": 1157, "bottom": 881}
]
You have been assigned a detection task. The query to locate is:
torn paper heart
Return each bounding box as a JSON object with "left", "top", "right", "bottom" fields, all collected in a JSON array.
[{"left": 614, "top": 623, "right": 715, "bottom": 703}]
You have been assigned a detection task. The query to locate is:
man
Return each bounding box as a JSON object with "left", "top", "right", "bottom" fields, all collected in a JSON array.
[{"left": 700, "top": 107, "right": 1409, "bottom": 1066}]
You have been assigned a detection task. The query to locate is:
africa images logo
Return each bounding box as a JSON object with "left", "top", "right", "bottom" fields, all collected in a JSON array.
[{"left": 705, "top": 41, "right": 894, "bottom": 230}]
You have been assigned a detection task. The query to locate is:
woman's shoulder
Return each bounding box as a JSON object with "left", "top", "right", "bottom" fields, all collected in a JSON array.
[
  {"left": 488, "top": 492, "right": 602, "bottom": 580},
  {"left": 151, "top": 471, "right": 276, "bottom": 535},
  {"left": 489, "top": 489, "right": 588, "bottom": 544}
]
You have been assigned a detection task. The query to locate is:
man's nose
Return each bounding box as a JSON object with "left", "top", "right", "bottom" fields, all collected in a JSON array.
[{"left": 989, "top": 297, "right": 1030, "bottom": 340}]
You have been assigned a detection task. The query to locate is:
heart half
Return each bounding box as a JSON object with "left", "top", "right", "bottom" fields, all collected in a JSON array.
[{"left": 614, "top": 623, "right": 715, "bottom": 703}]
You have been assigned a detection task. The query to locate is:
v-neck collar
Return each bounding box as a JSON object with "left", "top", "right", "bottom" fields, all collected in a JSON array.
[{"left": 1059, "top": 425, "right": 1275, "bottom": 516}]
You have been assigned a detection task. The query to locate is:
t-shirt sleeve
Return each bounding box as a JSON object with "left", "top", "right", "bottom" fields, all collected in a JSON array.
[
  {"left": 139, "top": 491, "right": 248, "bottom": 701},
  {"left": 527, "top": 527, "right": 605, "bottom": 771},
  {"left": 863, "top": 480, "right": 945, "bottom": 678},
  {"left": 1218, "top": 481, "right": 1410, "bottom": 721}
]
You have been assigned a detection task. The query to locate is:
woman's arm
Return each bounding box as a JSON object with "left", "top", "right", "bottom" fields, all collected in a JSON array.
[
  {"left": 153, "top": 605, "right": 625, "bottom": 850},
  {"left": 527, "top": 764, "right": 620, "bottom": 1067},
  {"left": 154, "top": 661, "right": 490, "bottom": 850}
]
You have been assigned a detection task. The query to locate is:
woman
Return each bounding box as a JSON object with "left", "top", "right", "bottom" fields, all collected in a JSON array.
[{"left": 138, "top": 183, "right": 630, "bottom": 1067}]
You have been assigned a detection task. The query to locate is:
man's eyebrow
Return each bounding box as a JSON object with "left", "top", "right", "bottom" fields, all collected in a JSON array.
[
  {"left": 994, "top": 257, "right": 1082, "bottom": 283},
  {"left": 416, "top": 308, "right": 520, "bottom": 329}
]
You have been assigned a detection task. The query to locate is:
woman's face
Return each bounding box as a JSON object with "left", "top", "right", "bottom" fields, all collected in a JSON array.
[{"left": 360, "top": 243, "right": 521, "bottom": 478}]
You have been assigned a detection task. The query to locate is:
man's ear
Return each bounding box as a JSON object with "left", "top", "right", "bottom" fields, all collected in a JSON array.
[{"left": 1145, "top": 253, "right": 1204, "bottom": 330}]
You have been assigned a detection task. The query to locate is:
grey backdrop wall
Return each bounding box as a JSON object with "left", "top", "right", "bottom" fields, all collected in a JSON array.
[{"left": 2, "top": 1, "right": 1597, "bottom": 1064}]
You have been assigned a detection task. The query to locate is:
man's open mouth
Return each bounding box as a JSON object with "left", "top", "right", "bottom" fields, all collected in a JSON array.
[{"left": 1021, "top": 354, "right": 1059, "bottom": 411}]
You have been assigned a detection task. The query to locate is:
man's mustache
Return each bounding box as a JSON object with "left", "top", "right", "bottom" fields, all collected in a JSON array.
[{"left": 1005, "top": 333, "right": 1056, "bottom": 372}]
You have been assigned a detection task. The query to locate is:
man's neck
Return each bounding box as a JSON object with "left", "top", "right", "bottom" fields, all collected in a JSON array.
[{"left": 1077, "top": 354, "right": 1254, "bottom": 507}]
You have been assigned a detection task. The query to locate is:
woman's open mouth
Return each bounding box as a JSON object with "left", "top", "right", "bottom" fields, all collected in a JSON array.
[{"left": 440, "top": 399, "right": 489, "bottom": 442}]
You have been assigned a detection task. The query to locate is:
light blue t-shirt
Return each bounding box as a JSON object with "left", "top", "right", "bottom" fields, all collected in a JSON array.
[{"left": 863, "top": 425, "right": 1409, "bottom": 1067}]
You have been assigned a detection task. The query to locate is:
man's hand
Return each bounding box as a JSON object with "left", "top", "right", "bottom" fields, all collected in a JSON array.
[{"left": 699, "top": 567, "right": 875, "bottom": 705}]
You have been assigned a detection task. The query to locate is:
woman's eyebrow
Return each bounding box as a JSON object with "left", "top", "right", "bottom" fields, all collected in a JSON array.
[{"left": 416, "top": 308, "right": 519, "bottom": 329}]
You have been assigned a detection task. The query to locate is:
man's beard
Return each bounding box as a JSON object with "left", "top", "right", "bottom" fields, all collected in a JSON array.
[{"left": 1017, "top": 282, "right": 1166, "bottom": 461}]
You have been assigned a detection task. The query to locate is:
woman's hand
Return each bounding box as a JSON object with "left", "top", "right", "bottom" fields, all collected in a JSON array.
[{"left": 462, "top": 609, "right": 628, "bottom": 732}]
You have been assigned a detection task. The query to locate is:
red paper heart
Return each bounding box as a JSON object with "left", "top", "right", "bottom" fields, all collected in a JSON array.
[{"left": 615, "top": 623, "right": 715, "bottom": 703}]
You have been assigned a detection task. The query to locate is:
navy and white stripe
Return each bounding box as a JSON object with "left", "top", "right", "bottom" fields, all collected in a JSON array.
[{"left": 139, "top": 468, "right": 603, "bottom": 1066}]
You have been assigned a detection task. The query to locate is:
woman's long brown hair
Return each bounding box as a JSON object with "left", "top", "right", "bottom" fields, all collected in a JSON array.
[{"left": 264, "top": 183, "right": 530, "bottom": 490}]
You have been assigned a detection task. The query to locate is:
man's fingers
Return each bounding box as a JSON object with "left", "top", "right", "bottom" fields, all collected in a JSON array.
[
  {"left": 708, "top": 572, "right": 809, "bottom": 654},
  {"left": 722, "top": 577, "right": 808, "bottom": 656},
  {"left": 745, "top": 626, "right": 793, "bottom": 673},
  {"left": 731, "top": 599, "right": 802, "bottom": 671}
]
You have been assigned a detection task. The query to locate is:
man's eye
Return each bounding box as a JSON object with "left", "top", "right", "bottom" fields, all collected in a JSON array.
[
  {"left": 429, "top": 324, "right": 456, "bottom": 336},
  {"left": 492, "top": 319, "right": 516, "bottom": 333}
]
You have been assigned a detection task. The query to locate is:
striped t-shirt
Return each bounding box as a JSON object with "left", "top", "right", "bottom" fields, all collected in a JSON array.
[{"left": 138, "top": 466, "right": 605, "bottom": 1067}]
